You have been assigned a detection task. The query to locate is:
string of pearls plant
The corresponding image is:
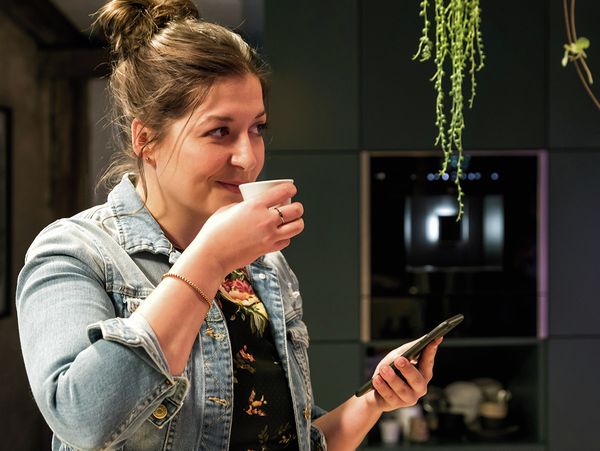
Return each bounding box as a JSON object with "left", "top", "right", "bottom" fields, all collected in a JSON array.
[{"left": 413, "top": 0, "right": 485, "bottom": 220}]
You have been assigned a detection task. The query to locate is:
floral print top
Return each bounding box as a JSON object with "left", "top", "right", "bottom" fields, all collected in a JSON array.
[{"left": 217, "top": 268, "right": 299, "bottom": 451}]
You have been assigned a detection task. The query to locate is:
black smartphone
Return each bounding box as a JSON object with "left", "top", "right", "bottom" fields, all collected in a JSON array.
[{"left": 354, "top": 314, "right": 464, "bottom": 397}]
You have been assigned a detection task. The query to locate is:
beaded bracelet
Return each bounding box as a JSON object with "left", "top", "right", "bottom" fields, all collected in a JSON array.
[{"left": 161, "top": 272, "right": 213, "bottom": 309}]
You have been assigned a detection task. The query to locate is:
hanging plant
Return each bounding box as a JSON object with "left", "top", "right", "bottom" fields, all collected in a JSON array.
[
  {"left": 413, "top": 0, "right": 485, "bottom": 220},
  {"left": 561, "top": 0, "right": 600, "bottom": 109}
]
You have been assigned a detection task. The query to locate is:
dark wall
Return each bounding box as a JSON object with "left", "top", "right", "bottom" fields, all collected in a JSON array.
[
  {"left": 263, "top": 0, "right": 600, "bottom": 449},
  {"left": 0, "top": 11, "right": 56, "bottom": 451},
  {"left": 0, "top": 5, "right": 92, "bottom": 449}
]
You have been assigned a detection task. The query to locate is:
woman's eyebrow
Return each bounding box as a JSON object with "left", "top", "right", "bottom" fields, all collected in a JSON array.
[{"left": 197, "top": 111, "right": 267, "bottom": 126}]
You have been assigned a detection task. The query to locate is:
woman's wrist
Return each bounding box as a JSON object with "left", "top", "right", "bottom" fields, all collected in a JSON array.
[
  {"left": 161, "top": 273, "right": 213, "bottom": 308},
  {"left": 184, "top": 233, "right": 234, "bottom": 277},
  {"left": 173, "top": 239, "right": 229, "bottom": 282},
  {"left": 361, "top": 390, "right": 385, "bottom": 417}
]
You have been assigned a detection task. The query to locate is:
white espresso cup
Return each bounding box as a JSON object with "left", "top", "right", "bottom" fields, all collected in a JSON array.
[{"left": 239, "top": 179, "right": 294, "bottom": 206}]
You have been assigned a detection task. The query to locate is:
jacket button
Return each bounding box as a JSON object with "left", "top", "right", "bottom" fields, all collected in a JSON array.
[
  {"left": 153, "top": 404, "right": 168, "bottom": 420},
  {"left": 304, "top": 405, "right": 311, "bottom": 420},
  {"left": 258, "top": 273, "right": 266, "bottom": 280}
]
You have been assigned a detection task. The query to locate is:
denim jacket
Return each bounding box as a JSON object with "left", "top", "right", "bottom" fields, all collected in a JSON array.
[{"left": 16, "top": 175, "right": 327, "bottom": 451}]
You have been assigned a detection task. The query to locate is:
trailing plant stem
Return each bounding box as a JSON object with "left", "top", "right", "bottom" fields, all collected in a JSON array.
[{"left": 413, "top": 0, "right": 485, "bottom": 220}]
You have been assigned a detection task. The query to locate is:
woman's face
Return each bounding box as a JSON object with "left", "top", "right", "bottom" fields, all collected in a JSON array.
[{"left": 147, "top": 74, "right": 266, "bottom": 226}]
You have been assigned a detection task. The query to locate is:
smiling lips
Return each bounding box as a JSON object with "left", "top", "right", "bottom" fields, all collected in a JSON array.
[{"left": 217, "top": 181, "right": 243, "bottom": 194}]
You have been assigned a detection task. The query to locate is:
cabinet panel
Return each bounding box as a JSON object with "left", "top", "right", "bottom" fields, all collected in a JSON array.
[
  {"left": 549, "top": 151, "right": 600, "bottom": 336},
  {"left": 309, "top": 342, "right": 361, "bottom": 412},
  {"left": 548, "top": 0, "right": 600, "bottom": 148},
  {"left": 361, "top": 0, "right": 545, "bottom": 150},
  {"left": 548, "top": 338, "right": 600, "bottom": 451},
  {"left": 263, "top": 0, "right": 359, "bottom": 151},
  {"left": 264, "top": 151, "right": 360, "bottom": 341}
]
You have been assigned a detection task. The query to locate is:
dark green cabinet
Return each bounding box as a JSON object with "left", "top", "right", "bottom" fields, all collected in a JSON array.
[
  {"left": 549, "top": 152, "right": 600, "bottom": 336},
  {"left": 548, "top": 338, "right": 600, "bottom": 451},
  {"left": 263, "top": 0, "right": 359, "bottom": 151},
  {"left": 548, "top": 0, "right": 600, "bottom": 148},
  {"left": 361, "top": 0, "right": 546, "bottom": 150},
  {"left": 308, "top": 342, "right": 362, "bottom": 411},
  {"left": 264, "top": 151, "right": 360, "bottom": 341}
]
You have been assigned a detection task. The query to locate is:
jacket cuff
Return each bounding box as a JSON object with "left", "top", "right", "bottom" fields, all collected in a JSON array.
[{"left": 87, "top": 313, "right": 171, "bottom": 377}]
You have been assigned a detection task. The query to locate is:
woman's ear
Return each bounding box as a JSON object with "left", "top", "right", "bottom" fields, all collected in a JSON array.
[{"left": 131, "top": 118, "right": 155, "bottom": 160}]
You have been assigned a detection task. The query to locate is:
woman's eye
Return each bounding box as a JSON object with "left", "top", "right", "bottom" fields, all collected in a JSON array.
[
  {"left": 251, "top": 123, "right": 268, "bottom": 136},
  {"left": 207, "top": 127, "right": 229, "bottom": 138}
]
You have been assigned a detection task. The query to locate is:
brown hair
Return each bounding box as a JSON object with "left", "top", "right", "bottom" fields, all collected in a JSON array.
[{"left": 94, "top": 0, "right": 269, "bottom": 194}]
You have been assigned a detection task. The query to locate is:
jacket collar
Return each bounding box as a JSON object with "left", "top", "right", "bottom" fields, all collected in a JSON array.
[{"left": 107, "top": 174, "right": 174, "bottom": 258}]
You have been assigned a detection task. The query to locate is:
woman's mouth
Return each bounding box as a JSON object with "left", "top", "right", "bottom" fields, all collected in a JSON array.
[{"left": 217, "top": 181, "right": 242, "bottom": 194}]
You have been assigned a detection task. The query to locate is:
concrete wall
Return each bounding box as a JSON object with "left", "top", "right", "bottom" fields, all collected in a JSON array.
[
  {"left": 0, "top": 11, "right": 71, "bottom": 450},
  {"left": 87, "top": 78, "right": 111, "bottom": 206}
]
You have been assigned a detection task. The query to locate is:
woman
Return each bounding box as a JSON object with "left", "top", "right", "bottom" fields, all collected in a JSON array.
[{"left": 16, "top": 1, "right": 441, "bottom": 449}]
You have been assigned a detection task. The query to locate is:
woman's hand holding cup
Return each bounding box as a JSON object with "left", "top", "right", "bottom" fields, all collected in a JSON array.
[{"left": 189, "top": 180, "right": 304, "bottom": 276}]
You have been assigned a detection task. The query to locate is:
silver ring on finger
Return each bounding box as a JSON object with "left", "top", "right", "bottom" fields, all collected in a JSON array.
[{"left": 273, "top": 206, "right": 285, "bottom": 225}]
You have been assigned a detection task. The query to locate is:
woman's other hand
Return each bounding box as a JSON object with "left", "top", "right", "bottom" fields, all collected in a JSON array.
[{"left": 367, "top": 337, "right": 442, "bottom": 412}]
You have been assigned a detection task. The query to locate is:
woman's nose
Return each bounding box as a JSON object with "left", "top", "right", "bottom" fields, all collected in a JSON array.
[{"left": 231, "top": 134, "right": 258, "bottom": 170}]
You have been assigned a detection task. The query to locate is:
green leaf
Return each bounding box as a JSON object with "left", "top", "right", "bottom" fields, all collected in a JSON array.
[{"left": 230, "top": 269, "right": 245, "bottom": 280}]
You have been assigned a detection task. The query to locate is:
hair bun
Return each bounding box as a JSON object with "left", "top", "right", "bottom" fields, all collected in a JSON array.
[{"left": 96, "top": 0, "right": 199, "bottom": 60}]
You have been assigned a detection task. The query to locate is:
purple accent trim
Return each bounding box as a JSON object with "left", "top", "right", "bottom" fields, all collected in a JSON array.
[{"left": 538, "top": 150, "right": 549, "bottom": 339}]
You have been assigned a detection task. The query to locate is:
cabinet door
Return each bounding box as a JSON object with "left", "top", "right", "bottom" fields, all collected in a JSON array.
[
  {"left": 549, "top": 0, "right": 600, "bottom": 148},
  {"left": 263, "top": 0, "right": 359, "bottom": 151},
  {"left": 309, "top": 342, "right": 362, "bottom": 411},
  {"left": 361, "top": 0, "right": 545, "bottom": 150},
  {"left": 548, "top": 338, "right": 600, "bottom": 451},
  {"left": 549, "top": 152, "right": 600, "bottom": 336},
  {"left": 264, "top": 151, "right": 360, "bottom": 341}
]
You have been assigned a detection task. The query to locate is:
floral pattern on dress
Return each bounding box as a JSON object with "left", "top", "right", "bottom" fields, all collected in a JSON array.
[
  {"left": 247, "top": 423, "right": 296, "bottom": 450},
  {"left": 276, "top": 423, "right": 296, "bottom": 447},
  {"left": 245, "top": 388, "right": 268, "bottom": 416},
  {"left": 220, "top": 268, "right": 299, "bottom": 450},
  {"left": 233, "top": 345, "right": 256, "bottom": 383},
  {"left": 219, "top": 268, "right": 269, "bottom": 336}
]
